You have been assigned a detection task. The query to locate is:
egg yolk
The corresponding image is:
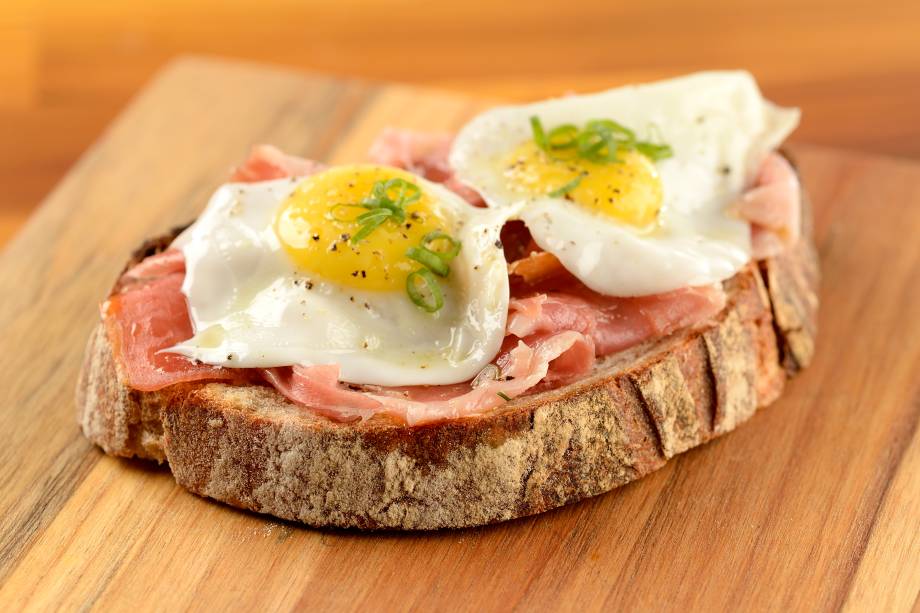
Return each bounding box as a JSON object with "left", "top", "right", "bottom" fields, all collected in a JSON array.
[
  {"left": 501, "top": 141, "right": 663, "bottom": 228},
  {"left": 274, "top": 166, "right": 449, "bottom": 291}
]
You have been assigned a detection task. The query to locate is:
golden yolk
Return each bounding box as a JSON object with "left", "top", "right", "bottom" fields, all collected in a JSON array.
[
  {"left": 501, "top": 141, "right": 663, "bottom": 228},
  {"left": 274, "top": 165, "right": 449, "bottom": 291}
]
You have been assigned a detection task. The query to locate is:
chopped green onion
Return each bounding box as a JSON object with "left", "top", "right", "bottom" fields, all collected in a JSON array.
[
  {"left": 329, "top": 203, "right": 365, "bottom": 222},
  {"left": 355, "top": 208, "right": 393, "bottom": 224},
  {"left": 547, "top": 124, "right": 579, "bottom": 150},
  {"left": 530, "top": 116, "right": 673, "bottom": 163},
  {"left": 497, "top": 392, "right": 511, "bottom": 401},
  {"left": 548, "top": 176, "right": 583, "bottom": 197},
  {"left": 344, "top": 178, "right": 421, "bottom": 244},
  {"left": 635, "top": 142, "right": 674, "bottom": 161},
  {"left": 420, "top": 231, "right": 462, "bottom": 261},
  {"left": 577, "top": 129, "right": 618, "bottom": 163},
  {"left": 406, "top": 268, "right": 444, "bottom": 313},
  {"left": 351, "top": 217, "right": 387, "bottom": 244},
  {"left": 530, "top": 116, "right": 548, "bottom": 150},
  {"left": 586, "top": 119, "right": 636, "bottom": 142},
  {"left": 379, "top": 178, "right": 421, "bottom": 207},
  {"left": 406, "top": 246, "right": 450, "bottom": 276}
]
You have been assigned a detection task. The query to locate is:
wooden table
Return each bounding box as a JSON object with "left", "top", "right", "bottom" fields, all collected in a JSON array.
[
  {"left": 0, "top": 57, "right": 918, "bottom": 611},
  {"left": 2, "top": 0, "right": 920, "bottom": 247}
]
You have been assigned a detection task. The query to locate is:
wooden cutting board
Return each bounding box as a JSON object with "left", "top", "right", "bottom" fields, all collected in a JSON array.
[{"left": 1, "top": 57, "right": 918, "bottom": 612}]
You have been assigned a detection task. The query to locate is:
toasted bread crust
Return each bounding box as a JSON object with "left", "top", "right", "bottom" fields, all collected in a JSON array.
[{"left": 76, "top": 202, "right": 818, "bottom": 530}]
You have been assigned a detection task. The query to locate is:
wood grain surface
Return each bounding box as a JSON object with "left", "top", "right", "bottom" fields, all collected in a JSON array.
[
  {"left": 3, "top": 0, "right": 920, "bottom": 248},
  {"left": 0, "top": 57, "right": 918, "bottom": 612}
]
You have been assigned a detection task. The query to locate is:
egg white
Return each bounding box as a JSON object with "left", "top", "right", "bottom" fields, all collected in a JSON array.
[
  {"left": 167, "top": 175, "right": 517, "bottom": 386},
  {"left": 449, "top": 70, "right": 800, "bottom": 296}
]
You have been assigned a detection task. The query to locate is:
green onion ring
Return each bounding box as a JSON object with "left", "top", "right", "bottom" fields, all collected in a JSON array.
[
  {"left": 351, "top": 214, "right": 390, "bottom": 244},
  {"left": 548, "top": 175, "right": 583, "bottom": 198},
  {"left": 355, "top": 208, "right": 393, "bottom": 224},
  {"left": 406, "top": 246, "right": 450, "bottom": 276},
  {"left": 530, "top": 116, "right": 548, "bottom": 150},
  {"left": 329, "top": 203, "right": 366, "bottom": 222},
  {"left": 547, "top": 124, "right": 579, "bottom": 150},
  {"left": 587, "top": 118, "right": 636, "bottom": 143},
  {"left": 406, "top": 268, "right": 444, "bottom": 313},
  {"left": 420, "top": 231, "right": 462, "bottom": 260}
]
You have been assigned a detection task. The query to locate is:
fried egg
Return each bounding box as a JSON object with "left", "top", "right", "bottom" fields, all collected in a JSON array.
[
  {"left": 449, "top": 71, "right": 800, "bottom": 296},
  {"left": 168, "top": 165, "right": 516, "bottom": 386}
]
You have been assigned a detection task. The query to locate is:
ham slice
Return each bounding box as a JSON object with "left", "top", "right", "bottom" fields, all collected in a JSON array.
[
  {"left": 104, "top": 270, "right": 238, "bottom": 392},
  {"left": 368, "top": 128, "right": 484, "bottom": 205},
  {"left": 735, "top": 152, "right": 801, "bottom": 259},
  {"left": 117, "top": 249, "right": 185, "bottom": 290},
  {"left": 262, "top": 365, "right": 383, "bottom": 421},
  {"left": 508, "top": 284, "right": 725, "bottom": 358},
  {"left": 367, "top": 331, "right": 591, "bottom": 425},
  {"left": 229, "top": 144, "right": 325, "bottom": 183}
]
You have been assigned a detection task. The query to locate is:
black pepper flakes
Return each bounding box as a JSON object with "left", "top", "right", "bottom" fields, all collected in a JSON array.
[{"left": 494, "top": 239, "right": 503, "bottom": 249}]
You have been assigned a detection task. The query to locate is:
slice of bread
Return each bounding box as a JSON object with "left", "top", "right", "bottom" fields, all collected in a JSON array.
[{"left": 76, "top": 197, "right": 818, "bottom": 530}]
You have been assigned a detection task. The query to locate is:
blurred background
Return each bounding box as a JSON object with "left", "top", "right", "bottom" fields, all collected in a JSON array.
[{"left": 2, "top": 0, "right": 919, "bottom": 246}]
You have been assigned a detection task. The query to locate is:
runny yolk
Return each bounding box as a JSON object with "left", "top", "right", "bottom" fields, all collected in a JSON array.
[
  {"left": 501, "top": 141, "right": 664, "bottom": 228},
  {"left": 274, "top": 165, "right": 448, "bottom": 291}
]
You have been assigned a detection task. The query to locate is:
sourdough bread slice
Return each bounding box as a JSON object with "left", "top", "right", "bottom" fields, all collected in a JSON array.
[{"left": 76, "top": 200, "right": 818, "bottom": 530}]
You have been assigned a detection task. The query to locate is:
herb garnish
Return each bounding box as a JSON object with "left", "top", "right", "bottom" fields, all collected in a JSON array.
[
  {"left": 530, "top": 116, "right": 673, "bottom": 163},
  {"left": 405, "top": 231, "right": 462, "bottom": 312},
  {"left": 406, "top": 268, "right": 444, "bottom": 313},
  {"left": 331, "top": 178, "right": 422, "bottom": 244},
  {"left": 548, "top": 175, "right": 583, "bottom": 198}
]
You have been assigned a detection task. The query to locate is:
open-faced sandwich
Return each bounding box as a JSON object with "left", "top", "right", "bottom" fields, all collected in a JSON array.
[{"left": 78, "top": 71, "right": 818, "bottom": 529}]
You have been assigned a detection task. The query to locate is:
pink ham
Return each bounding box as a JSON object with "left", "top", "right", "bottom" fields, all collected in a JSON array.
[
  {"left": 229, "top": 144, "right": 325, "bottom": 183},
  {"left": 117, "top": 249, "right": 185, "bottom": 291},
  {"left": 368, "top": 128, "right": 484, "bottom": 205},
  {"left": 366, "top": 331, "right": 591, "bottom": 425},
  {"left": 104, "top": 270, "right": 239, "bottom": 392},
  {"left": 262, "top": 365, "right": 383, "bottom": 421},
  {"left": 735, "top": 152, "right": 801, "bottom": 259},
  {"left": 508, "top": 284, "right": 725, "bottom": 358}
]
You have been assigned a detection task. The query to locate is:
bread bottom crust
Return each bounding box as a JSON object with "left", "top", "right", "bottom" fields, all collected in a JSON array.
[{"left": 76, "top": 205, "right": 818, "bottom": 530}]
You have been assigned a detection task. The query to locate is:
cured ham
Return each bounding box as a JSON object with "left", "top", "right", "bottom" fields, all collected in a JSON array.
[
  {"left": 116, "top": 249, "right": 185, "bottom": 290},
  {"left": 368, "top": 128, "right": 484, "bottom": 205},
  {"left": 735, "top": 152, "right": 801, "bottom": 259},
  {"left": 104, "top": 269, "right": 238, "bottom": 392},
  {"left": 229, "top": 144, "right": 325, "bottom": 183},
  {"left": 367, "top": 332, "right": 591, "bottom": 425},
  {"left": 508, "top": 284, "right": 725, "bottom": 358},
  {"left": 262, "top": 365, "right": 383, "bottom": 421}
]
